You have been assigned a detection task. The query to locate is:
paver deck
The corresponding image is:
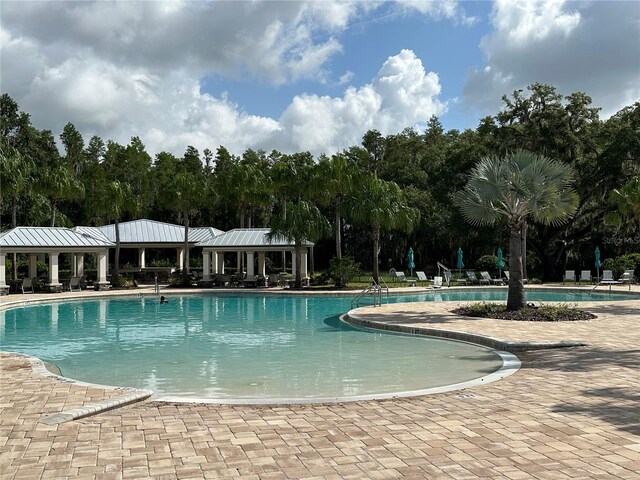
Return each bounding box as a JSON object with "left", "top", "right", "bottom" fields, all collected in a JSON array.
[{"left": 1, "top": 285, "right": 639, "bottom": 479}]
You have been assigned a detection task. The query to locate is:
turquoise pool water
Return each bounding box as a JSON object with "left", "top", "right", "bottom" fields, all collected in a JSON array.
[{"left": 0, "top": 289, "right": 632, "bottom": 399}]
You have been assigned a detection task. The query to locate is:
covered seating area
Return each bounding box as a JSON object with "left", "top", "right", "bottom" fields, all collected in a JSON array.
[
  {"left": 75, "top": 219, "right": 224, "bottom": 280},
  {"left": 0, "top": 227, "right": 114, "bottom": 294},
  {"left": 197, "top": 228, "right": 312, "bottom": 287}
]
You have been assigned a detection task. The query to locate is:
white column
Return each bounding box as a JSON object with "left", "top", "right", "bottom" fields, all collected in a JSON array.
[
  {"left": 176, "top": 248, "right": 184, "bottom": 270},
  {"left": 71, "top": 254, "right": 78, "bottom": 276},
  {"left": 138, "top": 248, "right": 146, "bottom": 269},
  {"left": 76, "top": 254, "right": 84, "bottom": 277},
  {"left": 211, "top": 250, "right": 218, "bottom": 275},
  {"left": 300, "top": 250, "right": 308, "bottom": 278},
  {"left": 291, "top": 250, "right": 297, "bottom": 277},
  {"left": 217, "top": 252, "right": 225, "bottom": 274},
  {"left": 29, "top": 254, "right": 38, "bottom": 278},
  {"left": 246, "top": 252, "right": 255, "bottom": 280},
  {"left": 258, "top": 252, "right": 266, "bottom": 278},
  {"left": 0, "top": 253, "right": 6, "bottom": 290},
  {"left": 97, "top": 251, "right": 108, "bottom": 284},
  {"left": 203, "top": 251, "right": 210, "bottom": 280},
  {"left": 48, "top": 252, "right": 60, "bottom": 286}
]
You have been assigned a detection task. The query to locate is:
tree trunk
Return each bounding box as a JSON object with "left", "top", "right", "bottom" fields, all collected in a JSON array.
[
  {"left": 294, "top": 244, "right": 302, "bottom": 288},
  {"left": 507, "top": 223, "right": 526, "bottom": 310},
  {"left": 521, "top": 221, "right": 528, "bottom": 281},
  {"left": 114, "top": 218, "right": 121, "bottom": 280},
  {"left": 11, "top": 197, "right": 17, "bottom": 280},
  {"left": 183, "top": 212, "right": 190, "bottom": 278},
  {"left": 372, "top": 224, "right": 380, "bottom": 283},
  {"left": 50, "top": 200, "right": 57, "bottom": 227},
  {"left": 335, "top": 204, "right": 342, "bottom": 259}
]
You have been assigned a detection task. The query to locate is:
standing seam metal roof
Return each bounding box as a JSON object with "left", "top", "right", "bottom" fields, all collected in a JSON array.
[
  {"left": 196, "top": 228, "right": 312, "bottom": 248},
  {"left": 75, "top": 219, "right": 223, "bottom": 244},
  {"left": 0, "top": 227, "right": 114, "bottom": 249}
]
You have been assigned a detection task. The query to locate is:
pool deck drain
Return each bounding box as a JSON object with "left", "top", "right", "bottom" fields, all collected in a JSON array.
[{"left": 1, "top": 285, "right": 639, "bottom": 479}]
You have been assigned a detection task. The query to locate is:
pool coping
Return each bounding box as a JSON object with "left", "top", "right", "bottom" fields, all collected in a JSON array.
[
  {"left": 7, "top": 352, "right": 153, "bottom": 425},
  {"left": 343, "top": 309, "right": 590, "bottom": 352}
]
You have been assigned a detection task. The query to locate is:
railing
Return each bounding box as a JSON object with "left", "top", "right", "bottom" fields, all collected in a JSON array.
[
  {"left": 351, "top": 278, "right": 387, "bottom": 309},
  {"left": 437, "top": 262, "right": 451, "bottom": 287}
]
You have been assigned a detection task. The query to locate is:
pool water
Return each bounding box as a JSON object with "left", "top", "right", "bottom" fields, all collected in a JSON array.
[{"left": 0, "top": 289, "right": 631, "bottom": 400}]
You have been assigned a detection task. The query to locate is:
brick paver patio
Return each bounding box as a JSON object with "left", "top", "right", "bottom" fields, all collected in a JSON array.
[{"left": 1, "top": 286, "right": 639, "bottom": 479}]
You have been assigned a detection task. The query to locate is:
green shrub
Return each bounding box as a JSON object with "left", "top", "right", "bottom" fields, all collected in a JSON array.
[
  {"left": 475, "top": 255, "right": 503, "bottom": 275},
  {"left": 602, "top": 252, "right": 640, "bottom": 277},
  {"left": 328, "top": 256, "right": 360, "bottom": 288}
]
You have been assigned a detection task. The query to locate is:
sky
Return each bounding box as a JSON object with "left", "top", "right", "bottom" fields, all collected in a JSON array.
[{"left": 1, "top": 0, "right": 639, "bottom": 159}]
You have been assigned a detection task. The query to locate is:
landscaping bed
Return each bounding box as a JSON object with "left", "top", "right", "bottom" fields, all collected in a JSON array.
[{"left": 452, "top": 302, "right": 596, "bottom": 321}]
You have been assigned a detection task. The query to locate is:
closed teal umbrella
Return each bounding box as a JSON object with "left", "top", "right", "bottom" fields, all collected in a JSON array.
[
  {"left": 595, "top": 246, "right": 602, "bottom": 280},
  {"left": 407, "top": 247, "right": 415, "bottom": 277},
  {"left": 456, "top": 247, "right": 464, "bottom": 274},
  {"left": 497, "top": 247, "right": 505, "bottom": 279}
]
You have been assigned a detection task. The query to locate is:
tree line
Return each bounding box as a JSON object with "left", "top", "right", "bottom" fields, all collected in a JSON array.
[{"left": 1, "top": 83, "right": 638, "bottom": 282}]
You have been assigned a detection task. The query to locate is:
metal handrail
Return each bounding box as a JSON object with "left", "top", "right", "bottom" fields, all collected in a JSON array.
[
  {"left": 376, "top": 277, "right": 390, "bottom": 301},
  {"left": 351, "top": 283, "right": 383, "bottom": 309}
]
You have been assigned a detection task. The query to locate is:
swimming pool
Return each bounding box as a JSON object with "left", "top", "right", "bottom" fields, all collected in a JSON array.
[{"left": 0, "top": 289, "right": 632, "bottom": 401}]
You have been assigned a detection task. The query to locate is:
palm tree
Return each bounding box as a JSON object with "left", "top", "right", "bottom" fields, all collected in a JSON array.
[
  {"left": 268, "top": 200, "right": 330, "bottom": 288},
  {"left": 1, "top": 142, "right": 33, "bottom": 279},
  {"left": 349, "top": 176, "right": 419, "bottom": 283},
  {"left": 37, "top": 163, "right": 84, "bottom": 226},
  {"left": 314, "top": 153, "right": 360, "bottom": 259},
  {"left": 604, "top": 177, "right": 640, "bottom": 234},
  {"left": 94, "top": 180, "right": 134, "bottom": 282},
  {"left": 454, "top": 150, "right": 579, "bottom": 310}
]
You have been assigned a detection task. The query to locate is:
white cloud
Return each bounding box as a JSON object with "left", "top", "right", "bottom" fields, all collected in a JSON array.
[
  {"left": 0, "top": 1, "right": 454, "bottom": 158},
  {"left": 463, "top": 0, "right": 640, "bottom": 118}
]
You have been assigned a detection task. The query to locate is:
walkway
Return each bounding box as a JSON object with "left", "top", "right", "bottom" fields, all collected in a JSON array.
[{"left": 1, "top": 286, "right": 639, "bottom": 479}]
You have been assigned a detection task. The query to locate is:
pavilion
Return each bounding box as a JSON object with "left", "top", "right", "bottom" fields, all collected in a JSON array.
[
  {"left": 196, "top": 228, "right": 312, "bottom": 281},
  {"left": 0, "top": 227, "right": 114, "bottom": 294},
  {"left": 75, "top": 219, "right": 224, "bottom": 271}
]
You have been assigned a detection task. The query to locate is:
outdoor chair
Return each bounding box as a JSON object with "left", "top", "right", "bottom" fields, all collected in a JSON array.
[
  {"left": 563, "top": 270, "right": 576, "bottom": 284},
  {"left": 621, "top": 270, "right": 635, "bottom": 284},
  {"left": 268, "top": 273, "right": 279, "bottom": 287},
  {"left": 504, "top": 271, "right": 527, "bottom": 284},
  {"left": 579, "top": 270, "right": 592, "bottom": 283},
  {"left": 395, "top": 271, "right": 407, "bottom": 284},
  {"left": 479, "top": 271, "right": 492, "bottom": 285},
  {"left": 21, "top": 277, "right": 35, "bottom": 294},
  {"left": 416, "top": 271, "right": 428, "bottom": 286},
  {"left": 466, "top": 271, "right": 480, "bottom": 284},
  {"left": 602, "top": 270, "right": 614, "bottom": 282},
  {"left": 68, "top": 276, "right": 82, "bottom": 291}
]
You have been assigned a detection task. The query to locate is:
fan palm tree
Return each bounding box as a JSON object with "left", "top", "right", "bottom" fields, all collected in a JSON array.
[
  {"left": 268, "top": 200, "right": 330, "bottom": 288},
  {"left": 454, "top": 150, "right": 579, "bottom": 310},
  {"left": 349, "top": 176, "right": 419, "bottom": 283}
]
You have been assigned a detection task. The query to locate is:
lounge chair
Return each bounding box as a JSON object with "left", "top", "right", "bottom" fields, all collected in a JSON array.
[
  {"left": 21, "top": 277, "right": 35, "bottom": 294},
  {"left": 466, "top": 271, "right": 480, "bottom": 284},
  {"left": 416, "top": 271, "right": 428, "bottom": 286},
  {"left": 479, "top": 271, "right": 492, "bottom": 285},
  {"left": 68, "top": 276, "right": 82, "bottom": 291},
  {"left": 395, "top": 271, "right": 407, "bottom": 283},
  {"left": 563, "top": 270, "right": 576, "bottom": 284},
  {"left": 621, "top": 270, "right": 635, "bottom": 284},
  {"left": 504, "top": 271, "right": 527, "bottom": 284},
  {"left": 579, "top": 270, "right": 592, "bottom": 283},
  {"left": 602, "top": 270, "right": 614, "bottom": 282}
]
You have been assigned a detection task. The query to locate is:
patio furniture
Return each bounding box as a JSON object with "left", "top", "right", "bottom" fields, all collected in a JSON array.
[
  {"left": 68, "top": 276, "right": 82, "bottom": 291},
  {"left": 466, "top": 271, "right": 480, "bottom": 284},
  {"left": 563, "top": 270, "right": 576, "bottom": 284},
  {"left": 479, "top": 271, "right": 492, "bottom": 285},
  {"left": 268, "top": 273, "right": 279, "bottom": 287},
  {"left": 21, "top": 277, "right": 35, "bottom": 294},
  {"left": 579, "top": 270, "right": 592, "bottom": 283},
  {"left": 504, "top": 271, "right": 527, "bottom": 284},
  {"left": 416, "top": 271, "right": 428, "bottom": 286},
  {"left": 621, "top": 270, "right": 635, "bottom": 284}
]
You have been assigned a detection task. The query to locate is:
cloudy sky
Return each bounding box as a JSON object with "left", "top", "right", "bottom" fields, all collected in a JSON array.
[{"left": 2, "top": 0, "right": 638, "bottom": 159}]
